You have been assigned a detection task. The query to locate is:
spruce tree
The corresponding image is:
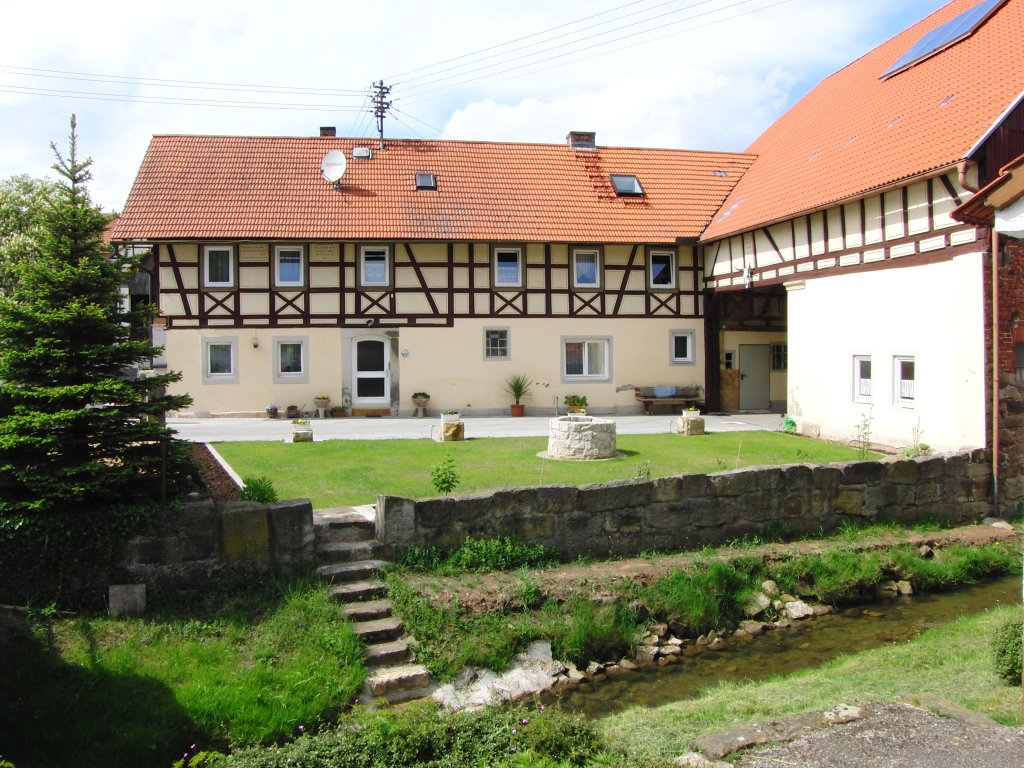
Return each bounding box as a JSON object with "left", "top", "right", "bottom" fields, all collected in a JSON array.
[{"left": 0, "top": 116, "right": 192, "bottom": 518}]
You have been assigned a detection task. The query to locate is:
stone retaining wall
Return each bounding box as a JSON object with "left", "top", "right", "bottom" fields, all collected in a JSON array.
[
  {"left": 118, "top": 498, "right": 314, "bottom": 588},
  {"left": 376, "top": 451, "right": 993, "bottom": 559},
  {"left": 998, "top": 378, "right": 1023, "bottom": 511}
]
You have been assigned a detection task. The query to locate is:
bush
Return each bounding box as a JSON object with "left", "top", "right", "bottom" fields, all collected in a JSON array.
[
  {"left": 395, "top": 536, "right": 559, "bottom": 575},
  {"left": 550, "top": 598, "right": 637, "bottom": 667},
  {"left": 637, "top": 560, "right": 756, "bottom": 635},
  {"left": 238, "top": 476, "right": 279, "bottom": 503},
  {"left": 992, "top": 617, "right": 1022, "bottom": 685}
]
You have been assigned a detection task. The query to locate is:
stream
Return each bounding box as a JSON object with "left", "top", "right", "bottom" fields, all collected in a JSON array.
[{"left": 545, "top": 575, "right": 1022, "bottom": 717}]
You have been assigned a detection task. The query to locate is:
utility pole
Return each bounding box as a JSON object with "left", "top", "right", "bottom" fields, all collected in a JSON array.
[{"left": 372, "top": 80, "right": 392, "bottom": 150}]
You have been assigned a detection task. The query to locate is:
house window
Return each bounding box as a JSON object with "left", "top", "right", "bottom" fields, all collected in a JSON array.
[
  {"left": 854, "top": 355, "right": 872, "bottom": 400},
  {"left": 360, "top": 246, "right": 390, "bottom": 288},
  {"left": 610, "top": 174, "right": 644, "bottom": 196},
  {"left": 493, "top": 247, "right": 523, "bottom": 288},
  {"left": 770, "top": 343, "right": 788, "bottom": 370},
  {"left": 274, "top": 245, "right": 304, "bottom": 288},
  {"left": 203, "top": 245, "right": 234, "bottom": 288},
  {"left": 723, "top": 351, "right": 735, "bottom": 370},
  {"left": 563, "top": 337, "right": 610, "bottom": 380},
  {"left": 572, "top": 249, "right": 601, "bottom": 289},
  {"left": 202, "top": 337, "right": 237, "bottom": 384},
  {"left": 648, "top": 250, "right": 676, "bottom": 289},
  {"left": 484, "top": 328, "right": 510, "bottom": 360},
  {"left": 274, "top": 337, "right": 309, "bottom": 383},
  {"left": 894, "top": 356, "right": 915, "bottom": 405},
  {"left": 415, "top": 172, "right": 437, "bottom": 190},
  {"left": 670, "top": 330, "right": 696, "bottom": 364}
]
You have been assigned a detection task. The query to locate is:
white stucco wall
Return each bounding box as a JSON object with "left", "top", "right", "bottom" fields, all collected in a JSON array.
[{"left": 786, "top": 252, "right": 986, "bottom": 451}]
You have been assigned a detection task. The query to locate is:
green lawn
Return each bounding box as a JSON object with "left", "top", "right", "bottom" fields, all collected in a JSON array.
[{"left": 213, "top": 432, "right": 877, "bottom": 508}]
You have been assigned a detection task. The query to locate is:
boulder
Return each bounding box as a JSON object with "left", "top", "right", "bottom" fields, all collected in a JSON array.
[{"left": 743, "top": 592, "right": 772, "bottom": 618}]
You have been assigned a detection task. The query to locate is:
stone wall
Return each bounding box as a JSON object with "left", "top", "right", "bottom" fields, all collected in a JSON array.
[
  {"left": 376, "top": 451, "right": 993, "bottom": 559},
  {"left": 999, "top": 378, "right": 1024, "bottom": 511},
  {"left": 118, "top": 498, "right": 315, "bottom": 589}
]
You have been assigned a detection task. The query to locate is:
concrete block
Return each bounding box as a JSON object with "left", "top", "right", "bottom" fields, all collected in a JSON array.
[{"left": 109, "top": 584, "right": 146, "bottom": 617}]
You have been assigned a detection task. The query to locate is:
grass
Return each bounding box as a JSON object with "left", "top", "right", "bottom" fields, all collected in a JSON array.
[
  {"left": 598, "top": 603, "right": 1023, "bottom": 762},
  {"left": 1, "top": 575, "right": 366, "bottom": 768},
  {"left": 213, "top": 432, "right": 877, "bottom": 508}
]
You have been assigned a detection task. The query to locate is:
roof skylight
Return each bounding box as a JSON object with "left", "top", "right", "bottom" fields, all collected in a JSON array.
[
  {"left": 610, "top": 174, "right": 644, "bottom": 197},
  {"left": 415, "top": 172, "right": 437, "bottom": 190},
  {"left": 881, "top": 0, "right": 1007, "bottom": 79}
]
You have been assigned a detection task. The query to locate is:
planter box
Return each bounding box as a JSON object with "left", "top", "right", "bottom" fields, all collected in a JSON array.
[{"left": 440, "top": 413, "right": 461, "bottom": 423}]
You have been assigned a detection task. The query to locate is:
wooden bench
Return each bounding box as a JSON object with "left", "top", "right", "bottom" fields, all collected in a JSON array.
[{"left": 635, "top": 386, "right": 703, "bottom": 415}]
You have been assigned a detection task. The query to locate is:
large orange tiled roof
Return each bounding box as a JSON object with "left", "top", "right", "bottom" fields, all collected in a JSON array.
[
  {"left": 110, "top": 134, "right": 753, "bottom": 244},
  {"left": 702, "top": 0, "right": 1024, "bottom": 241}
]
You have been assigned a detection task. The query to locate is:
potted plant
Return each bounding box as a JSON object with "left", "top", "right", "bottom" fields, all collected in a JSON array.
[
  {"left": 329, "top": 405, "right": 347, "bottom": 417},
  {"left": 286, "top": 404, "right": 301, "bottom": 419},
  {"left": 682, "top": 405, "right": 701, "bottom": 418},
  {"left": 412, "top": 392, "right": 430, "bottom": 418},
  {"left": 440, "top": 409, "right": 461, "bottom": 423},
  {"left": 563, "top": 394, "right": 588, "bottom": 414},
  {"left": 290, "top": 418, "right": 313, "bottom": 442},
  {"left": 265, "top": 403, "right": 279, "bottom": 419},
  {"left": 502, "top": 375, "right": 533, "bottom": 417},
  {"left": 313, "top": 394, "right": 331, "bottom": 409}
]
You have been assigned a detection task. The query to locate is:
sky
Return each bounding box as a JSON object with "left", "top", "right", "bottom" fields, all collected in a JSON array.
[{"left": 0, "top": 0, "right": 950, "bottom": 212}]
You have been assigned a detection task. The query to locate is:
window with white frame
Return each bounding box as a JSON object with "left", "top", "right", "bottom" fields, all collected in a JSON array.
[
  {"left": 894, "top": 356, "right": 915, "bottom": 405},
  {"left": 493, "top": 247, "right": 523, "bottom": 288},
  {"left": 203, "top": 245, "right": 234, "bottom": 288},
  {"left": 648, "top": 250, "right": 676, "bottom": 289},
  {"left": 484, "top": 328, "right": 510, "bottom": 360},
  {"left": 670, "top": 330, "right": 696, "bottom": 364},
  {"left": 563, "top": 337, "right": 610, "bottom": 380},
  {"left": 202, "top": 337, "right": 237, "bottom": 384},
  {"left": 274, "top": 245, "right": 304, "bottom": 287},
  {"left": 770, "top": 343, "right": 788, "bottom": 370},
  {"left": 274, "top": 337, "right": 309, "bottom": 383},
  {"left": 853, "top": 355, "right": 872, "bottom": 400},
  {"left": 572, "top": 249, "right": 601, "bottom": 289},
  {"left": 360, "top": 246, "right": 390, "bottom": 287}
]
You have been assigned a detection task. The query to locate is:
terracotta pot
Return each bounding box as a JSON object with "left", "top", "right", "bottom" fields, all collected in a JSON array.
[{"left": 510, "top": 403, "right": 526, "bottom": 417}]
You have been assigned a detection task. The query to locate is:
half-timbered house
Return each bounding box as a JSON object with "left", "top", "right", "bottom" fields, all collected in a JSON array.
[
  {"left": 110, "top": 131, "right": 754, "bottom": 416},
  {"left": 699, "top": 0, "right": 1024, "bottom": 452}
]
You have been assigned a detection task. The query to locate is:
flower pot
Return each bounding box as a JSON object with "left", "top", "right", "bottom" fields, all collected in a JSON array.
[
  {"left": 313, "top": 397, "right": 330, "bottom": 409},
  {"left": 441, "top": 412, "right": 461, "bottom": 423},
  {"left": 510, "top": 403, "right": 525, "bottom": 417}
]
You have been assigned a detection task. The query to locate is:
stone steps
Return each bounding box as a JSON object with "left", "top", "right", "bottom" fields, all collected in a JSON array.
[{"left": 314, "top": 507, "right": 431, "bottom": 706}]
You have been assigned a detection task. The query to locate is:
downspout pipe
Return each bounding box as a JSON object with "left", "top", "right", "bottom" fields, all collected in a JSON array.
[
  {"left": 959, "top": 160, "right": 980, "bottom": 193},
  {"left": 990, "top": 228, "right": 1000, "bottom": 517}
]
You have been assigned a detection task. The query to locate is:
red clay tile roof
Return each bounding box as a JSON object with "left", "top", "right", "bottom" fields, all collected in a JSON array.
[
  {"left": 110, "top": 135, "right": 754, "bottom": 244},
  {"left": 702, "top": 0, "right": 1024, "bottom": 241}
]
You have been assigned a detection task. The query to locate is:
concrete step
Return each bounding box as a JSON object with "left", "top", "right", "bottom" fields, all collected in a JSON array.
[
  {"left": 313, "top": 512, "right": 376, "bottom": 545},
  {"left": 353, "top": 617, "right": 404, "bottom": 644},
  {"left": 364, "top": 638, "right": 412, "bottom": 666},
  {"left": 365, "top": 663, "right": 432, "bottom": 699},
  {"left": 343, "top": 599, "right": 393, "bottom": 622},
  {"left": 329, "top": 579, "right": 386, "bottom": 602},
  {"left": 317, "top": 559, "right": 387, "bottom": 584},
  {"left": 317, "top": 540, "right": 376, "bottom": 564}
]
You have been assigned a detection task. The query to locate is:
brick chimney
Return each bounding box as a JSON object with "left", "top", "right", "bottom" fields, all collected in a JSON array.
[
  {"left": 320, "top": 126, "right": 337, "bottom": 138},
  {"left": 566, "top": 131, "right": 596, "bottom": 150}
]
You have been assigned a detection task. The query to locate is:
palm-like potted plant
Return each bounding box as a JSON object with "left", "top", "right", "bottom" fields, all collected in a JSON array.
[{"left": 502, "top": 374, "right": 534, "bottom": 417}]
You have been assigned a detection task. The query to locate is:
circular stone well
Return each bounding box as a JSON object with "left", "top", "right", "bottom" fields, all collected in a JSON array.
[{"left": 545, "top": 415, "right": 618, "bottom": 460}]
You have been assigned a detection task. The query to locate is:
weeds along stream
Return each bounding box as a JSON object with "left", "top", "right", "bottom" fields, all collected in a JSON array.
[{"left": 544, "top": 574, "right": 1021, "bottom": 717}]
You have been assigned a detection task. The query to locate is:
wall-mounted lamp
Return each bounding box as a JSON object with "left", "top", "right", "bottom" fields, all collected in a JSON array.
[
  {"left": 366, "top": 318, "right": 376, "bottom": 326},
  {"left": 251, "top": 337, "right": 260, "bottom": 349}
]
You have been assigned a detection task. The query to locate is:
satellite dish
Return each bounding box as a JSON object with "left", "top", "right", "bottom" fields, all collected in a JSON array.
[{"left": 320, "top": 150, "right": 347, "bottom": 183}]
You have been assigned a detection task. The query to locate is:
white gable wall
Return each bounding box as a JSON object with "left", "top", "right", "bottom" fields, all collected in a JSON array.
[{"left": 786, "top": 251, "right": 986, "bottom": 451}]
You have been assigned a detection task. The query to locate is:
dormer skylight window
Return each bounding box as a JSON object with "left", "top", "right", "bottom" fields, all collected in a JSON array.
[
  {"left": 881, "top": 0, "right": 1007, "bottom": 79},
  {"left": 610, "top": 174, "right": 644, "bottom": 197},
  {"left": 415, "top": 172, "right": 437, "bottom": 190}
]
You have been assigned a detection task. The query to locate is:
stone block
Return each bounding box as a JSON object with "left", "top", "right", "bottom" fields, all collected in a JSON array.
[
  {"left": 651, "top": 475, "right": 683, "bottom": 503},
  {"left": 268, "top": 498, "right": 315, "bottom": 565},
  {"left": 678, "top": 473, "right": 711, "bottom": 498},
  {"left": 109, "top": 584, "right": 146, "bottom": 617},
  {"left": 812, "top": 466, "right": 842, "bottom": 493},
  {"left": 577, "top": 478, "right": 653, "bottom": 513},
  {"left": 839, "top": 461, "right": 884, "bottom": 484},
  {"left": 915, "top": 456, "right": 946, "bottom": 481},
  {"left": 674, "top": 416, "right": 705, "bottom": 435},
  {"left": 709, "top": 470, "right": 757, "bottom": 497},
  {"left": 219, "top": 503, "right": 270, "bottom": 568},
  {"left": 781, "top": 464, "right": 814, "bottom": 491},
  {"left": 438, "top": 421, "right": 465, "bottom": 442},
  {"left": 833, "top": 488, "right": 865, "bottom": 517},
  {"left": 380, "top": 496, "right": 416, "bottom": 544},
  {"left": 885, "top": 459, "right": 919, "bottom": 485}
]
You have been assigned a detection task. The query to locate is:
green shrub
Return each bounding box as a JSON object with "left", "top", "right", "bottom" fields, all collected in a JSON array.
[
  {"left": 430, "top": 454, "right": 460, "bottom": 495},
  {"left": 220, "top": 700, "right": 603, "bottom": 768},
  {"left": 238, "top": 476, "right": 279, "bottom": 503},
  {"left": 395, "top": 536, "right": 559, "bottom": 575},
  {"left": 637, "top": 561, "right": 756, "bottom": 635},
  {"left": 991, "top": 617, "right": 1022, "bottom": 685},
  {"left": 550, "top": 598, "right": 637, "bottom": 666},
  {"left": 771, "top": 550, "right": 884, "bottom": 603}
]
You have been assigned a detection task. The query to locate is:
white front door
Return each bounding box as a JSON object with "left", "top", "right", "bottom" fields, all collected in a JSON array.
[
  {"left": 739, "top": 344, "right": 771, "bottom": 411},
  {"left": 352, "top": 336, "right": 390, "bottom": 407}
]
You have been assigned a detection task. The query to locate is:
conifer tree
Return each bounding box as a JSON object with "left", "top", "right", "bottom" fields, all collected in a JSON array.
[{"left": 0, "top": 116, "right": 192, "bottom": 517}]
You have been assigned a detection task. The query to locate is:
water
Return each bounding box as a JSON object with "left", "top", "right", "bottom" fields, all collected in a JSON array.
[{"left": 546, "top": 575, "right": 1021, "bottom": 717}]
